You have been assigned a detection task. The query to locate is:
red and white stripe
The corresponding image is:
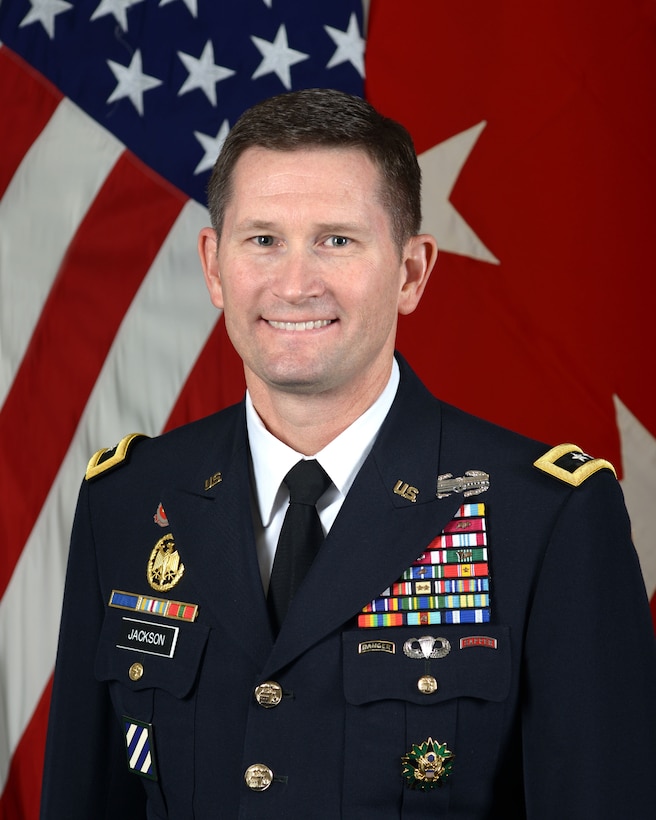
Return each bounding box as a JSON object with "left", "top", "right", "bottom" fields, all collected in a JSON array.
[{"left": 0, "top": 45, "right": 229, "bottom": 814}]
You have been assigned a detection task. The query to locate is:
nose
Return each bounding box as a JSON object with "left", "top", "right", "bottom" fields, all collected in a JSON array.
[{"left": 270, "top": 247, "right": 325, "bottom": 303}]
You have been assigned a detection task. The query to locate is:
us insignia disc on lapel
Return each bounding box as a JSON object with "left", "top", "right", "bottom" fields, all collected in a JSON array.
[
  {"left": 402, "top": 737, "right": 454, "bottom": 790},
  {"left": 147, "top": 534, "right": 185, "bottom": 592}
]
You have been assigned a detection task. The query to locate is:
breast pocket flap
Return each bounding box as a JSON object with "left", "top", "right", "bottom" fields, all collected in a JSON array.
[
  {"left": 94, "top": 607, "right": 210, "bottom": 699},
  {"left": 343, "top": 625, "right": 511, "bottom": 706}
]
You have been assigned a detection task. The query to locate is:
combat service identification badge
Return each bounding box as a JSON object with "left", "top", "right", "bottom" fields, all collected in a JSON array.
[
  {"left": 402, "top": 737, "right": 454, "bottom": 790},
  {"left": 124, "top": 717, "right": 158, "bottom": 780},
  {"left": 147, "top": 533, "right": 185, "bottom": 592}
]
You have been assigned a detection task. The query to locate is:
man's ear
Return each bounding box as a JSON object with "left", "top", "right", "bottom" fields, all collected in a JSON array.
[
  {"left": 198, "top": 227, "right": 223, "bottom": 309},
  {"left": 398, "top": 233, "right": 438, "bottom": 316}
]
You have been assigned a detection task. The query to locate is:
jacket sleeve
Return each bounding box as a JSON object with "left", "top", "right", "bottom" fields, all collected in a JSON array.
[
  {"left": 40, "top": 479, "right": 147, "bottom": 820},
  {"left": 521, "top": 470, "right": 656, "bottom": 818}
]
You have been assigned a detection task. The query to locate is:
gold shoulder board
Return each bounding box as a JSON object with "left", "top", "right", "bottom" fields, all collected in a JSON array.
[
  {"left": 85, "top": 433, "right": 148, "bottom": 481},
  {"left": 533, "top": 443, "right": 616, "bottom": 487}
]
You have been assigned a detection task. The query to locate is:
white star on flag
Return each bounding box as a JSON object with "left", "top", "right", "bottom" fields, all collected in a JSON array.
[
  {"left": 90, "top": 0, "right": 145, "bottom": 32},
  {"left": 194, "top": 120, "right": 230, "bottom": 174},
  {"left": 0, "top": 2, "right": 367, "bottom": 811},
  {"left": 178, "top": 41, "right": 236, "bottom": 106},
  {"left": 106, "top": 50, "right": 162, "bottom": 116},
  {"left": 325, "top": 12, "right": 365, "bottom": 77},
  {"left": 19, "top": 0, "right": 72, "bottom": 39},
  {"left": 614, "top": 394, "right": 656, "bottom": 600},
  {"left": 419, "top": 121, "right": 500, "bottom": 265},
  {"left": 159, "top": 0, "right": 198, "bottom": 16},
  {"left": 251, "top": 24, "right": 309, "bottom": 91}
]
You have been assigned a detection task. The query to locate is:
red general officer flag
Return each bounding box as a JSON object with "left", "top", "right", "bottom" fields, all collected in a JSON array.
[{"left": 365, "top": 0, "right": 656, "bottom": 623}]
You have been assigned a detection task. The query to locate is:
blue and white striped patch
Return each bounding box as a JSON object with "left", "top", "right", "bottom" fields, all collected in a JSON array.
[{"left": 123, "top": 717, "right": 158, "bottom": 781}]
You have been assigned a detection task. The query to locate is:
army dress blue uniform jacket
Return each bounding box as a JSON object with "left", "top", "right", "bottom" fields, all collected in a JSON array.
[{"left": 40, "top": 356, "right": 656, "bottom": 819}]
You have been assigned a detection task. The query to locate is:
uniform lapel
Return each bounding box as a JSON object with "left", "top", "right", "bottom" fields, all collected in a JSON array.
[
  {"left": 154, "top": 359, "right": 473, "bottom": 679},
  {"left": 262, "top": 358, "right": 464, "bottom": 678},
  {"left": 160, "top": 408, "right": 273, "bottom": 666}
]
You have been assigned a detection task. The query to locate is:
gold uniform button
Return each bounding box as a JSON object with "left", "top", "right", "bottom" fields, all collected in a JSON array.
[
  {"left": 128, "top": 662, "right": 144, "bottom": 681},
  {"left": 417, "top": 674, "right": 438, "bottom": 695},
  {"left": 254, "top": 681, "right": 283, "bottom": 708},
  {"left": 244, "top": 763, "right": 274, "bottom": 792}
]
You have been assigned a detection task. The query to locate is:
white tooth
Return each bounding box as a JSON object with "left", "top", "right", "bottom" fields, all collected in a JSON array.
[{"left": 268, "top": 319, "right": 332, "bottom": 330}]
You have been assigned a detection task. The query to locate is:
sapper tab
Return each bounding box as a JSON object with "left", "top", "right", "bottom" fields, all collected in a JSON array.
[
  {"left": 533, "top": 443, "right": 616, "bottom": 487},
  {"left": 85, "top": 433, "right": 149, "bottom": 481}
]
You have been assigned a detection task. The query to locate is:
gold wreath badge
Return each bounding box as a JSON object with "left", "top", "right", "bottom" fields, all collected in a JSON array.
[
  {"left": 402, "top": 737, "right": 454, "bottom": 790},
  {"left": 147, "top": 534, "right": 185, "bottom": 592}
]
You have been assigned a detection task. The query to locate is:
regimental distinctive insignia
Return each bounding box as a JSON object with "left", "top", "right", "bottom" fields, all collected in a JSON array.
[
  {"left": 533, "top": 443, "right": 616, "bottom": 486},
  {"left": 402, "top": 737, "right": 454, "bottom": 790},
  {"left": 436, "top": 470, "right": 489, "bottom": 499},
  {"left": 85, "top": 433, "right": 148, "bottom": 481},
  {"left": 124, "top": 717, "right": 158, "bottom": 780},
  {"left": 358, "top": 503, "right": 491, "bottom": 627},
  {"left": 147, "top": 534, "right": 185, "bottom": 592},
  {"left": 153, "top": 502, "right": 169, "bottom": 528}
]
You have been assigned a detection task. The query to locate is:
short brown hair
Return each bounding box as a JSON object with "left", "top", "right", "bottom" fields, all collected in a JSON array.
[{"left": 206, "top": 88, "right": 422, "bottom": 251}]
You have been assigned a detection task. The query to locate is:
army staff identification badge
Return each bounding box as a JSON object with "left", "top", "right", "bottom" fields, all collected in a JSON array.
[
  {"left": 402, "top": 737, "right": 454, "bottom": 790},
  {"left": 147, "top": 534, "right": 185, "bottom": 592}
]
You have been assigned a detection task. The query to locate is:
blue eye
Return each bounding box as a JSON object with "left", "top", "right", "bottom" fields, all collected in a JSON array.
[
  {"left": 254, "top": 236, "right": 274, "bottom": 246},
  {"left": 327, "top": 236, "right": 349, "bottom": 247}
]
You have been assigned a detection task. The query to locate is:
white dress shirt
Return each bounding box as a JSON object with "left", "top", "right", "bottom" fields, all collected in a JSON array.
[{"left": 246, "top": 359, "right": 400, "bottom": 592}]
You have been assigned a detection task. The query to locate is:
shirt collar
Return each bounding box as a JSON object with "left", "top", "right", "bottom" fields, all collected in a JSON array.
[{"left": 246, "top": 359, "right": 400, "bottom": 527}]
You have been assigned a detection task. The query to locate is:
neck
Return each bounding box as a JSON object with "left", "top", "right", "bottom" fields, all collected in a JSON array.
[{"left": 246, "top": 362, "right": 393, "bottom": 455}]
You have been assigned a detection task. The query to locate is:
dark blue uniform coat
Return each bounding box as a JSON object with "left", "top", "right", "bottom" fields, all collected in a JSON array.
[{"left": 40, "top": 357, "right": 656, "bottom": 818}]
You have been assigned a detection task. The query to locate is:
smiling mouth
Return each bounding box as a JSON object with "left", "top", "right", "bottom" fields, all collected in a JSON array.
[{"left": 267, "top": 319, "right": 334, "bottom": 331}]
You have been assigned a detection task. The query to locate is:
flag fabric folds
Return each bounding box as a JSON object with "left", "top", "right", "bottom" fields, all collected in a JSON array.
[{"left": 0, "top": 1, "right": 363, "bottom": 815}]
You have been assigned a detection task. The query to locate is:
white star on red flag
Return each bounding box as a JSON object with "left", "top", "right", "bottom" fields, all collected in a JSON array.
[{"left": 419, "top": 122, "right": 499, "bottom": 265}]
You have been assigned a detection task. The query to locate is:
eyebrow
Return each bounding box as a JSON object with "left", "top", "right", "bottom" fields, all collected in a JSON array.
[
  {"left": 233, "top": 219, "right": 366, "bottom": 235},
  {"left": 233, "top": 219, "right": 278, "bottom": 233}
]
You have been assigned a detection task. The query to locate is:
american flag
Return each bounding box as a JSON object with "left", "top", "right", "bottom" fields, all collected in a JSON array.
[
  {"left": 1, "top": 0, "right": 654, "bottom": 816},
  {"left": 0, "top": 0, "right": 364, "bottom": 814}
]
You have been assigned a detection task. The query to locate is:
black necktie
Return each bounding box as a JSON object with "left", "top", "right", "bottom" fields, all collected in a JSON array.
[{"left": 267, "top": 459, "right": 331, "bottom": 635}]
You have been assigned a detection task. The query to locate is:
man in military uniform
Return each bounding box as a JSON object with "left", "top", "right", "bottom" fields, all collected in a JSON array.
[{"left": 40, "top": 89, "right": 656, "bottom": 818}]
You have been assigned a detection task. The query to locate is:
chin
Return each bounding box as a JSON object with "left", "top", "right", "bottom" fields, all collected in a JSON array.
[
  {"left": 267, "top": 375, "right": 325, "bottom": 394},
  {"left": 258, "top": 362, "right": 332, "bottom": 393}
]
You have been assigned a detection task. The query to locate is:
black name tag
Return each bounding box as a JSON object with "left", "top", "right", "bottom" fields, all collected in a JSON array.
[{"left": 117, "top": 617, "right": 179, "bottom": 658}]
